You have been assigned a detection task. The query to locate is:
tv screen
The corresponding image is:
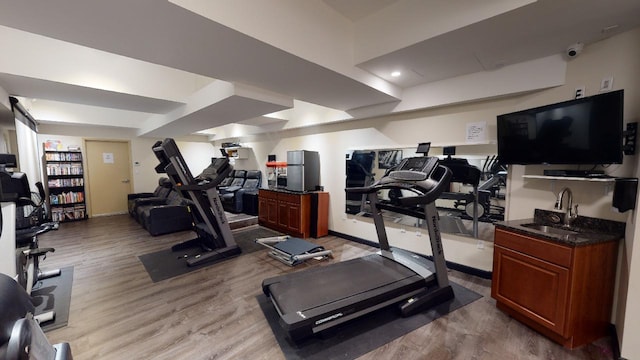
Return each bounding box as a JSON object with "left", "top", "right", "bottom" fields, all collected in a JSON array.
[{"left": 497, "top": 90, "right": 624, "bottom": 165}]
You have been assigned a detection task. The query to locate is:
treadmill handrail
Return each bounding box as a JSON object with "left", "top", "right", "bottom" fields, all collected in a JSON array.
[{"left": 177, "top": 181, "right": 221, "bottom": 191}]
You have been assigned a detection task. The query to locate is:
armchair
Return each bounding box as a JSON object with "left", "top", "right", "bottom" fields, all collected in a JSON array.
[
  {"left": 220, "top": 170, "right": 262, "bottom": 213},
  {"left": 136, "top": 190, "right": 194, "bottom": 236},
  {"left": 218, "top": 170, "right": 246, "bottom": 192},
  {"left": 127, "top": 177, "right": 172, "bottom": 217},
  {"left": 215, "top": 170, "right": 236, "bottom": 188}
]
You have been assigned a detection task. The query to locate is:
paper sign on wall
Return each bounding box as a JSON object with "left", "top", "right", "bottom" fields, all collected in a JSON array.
[
  {"left": 466, "top": 121, "right": 487, "bottom": 143},
  {"left": 103, "top": 153, "right": 114, "bottom": 164}
]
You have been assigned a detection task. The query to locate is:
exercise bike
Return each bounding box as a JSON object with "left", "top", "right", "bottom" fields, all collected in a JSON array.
[
  {"left": 0, "top": 154, "right": 60, "bottom": 323},
  {"left": 14, "top": 181, "right": 60, "bottom": 295}
]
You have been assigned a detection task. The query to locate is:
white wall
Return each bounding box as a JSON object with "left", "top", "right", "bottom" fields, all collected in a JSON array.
[
  {"left": 36, "top": 124, "right": 215, "bottom": 194},
  {"left": 173, "top": 141, "right": 217, "bottom": 176}
]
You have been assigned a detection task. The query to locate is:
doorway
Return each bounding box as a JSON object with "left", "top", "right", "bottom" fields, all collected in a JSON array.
[{"left": 84, "top": 140, "right": 132, "bottom": 217}]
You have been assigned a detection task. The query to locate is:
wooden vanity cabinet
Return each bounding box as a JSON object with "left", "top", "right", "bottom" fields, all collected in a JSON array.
[
  {"left": 258, "top": 189, "right": 328, "bottom": 238},
  {"left": 491, "top": 227, "right": 618, "bottom": 349}
]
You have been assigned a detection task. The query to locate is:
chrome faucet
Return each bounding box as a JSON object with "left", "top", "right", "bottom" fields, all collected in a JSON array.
[{"left": 554, "top": 187, "right": 578, "bottom": 226}]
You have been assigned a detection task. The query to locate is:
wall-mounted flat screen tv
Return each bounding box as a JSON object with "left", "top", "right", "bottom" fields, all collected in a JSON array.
[{"left": 497, "top": 89, "right": 624, "bottom": 165}]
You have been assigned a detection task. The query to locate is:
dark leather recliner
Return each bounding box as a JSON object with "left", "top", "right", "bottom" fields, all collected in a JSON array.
[
  {"left": 220, "top": 170, "right": 261, "bottom": 213},
  {"left": 219, "top": 170, "right": 246, "bottom": 192},
  {"left": 136, "top": 191, "right": 193, "bottom": 236},
  {"left": 216, "top": 170, "right": 236, "bottom": 189},
  {"left": 126, "top": 178, "right": 193, "bottom": 236},
  {"left": 127, "top": 177, "right": 172, "bottom": 217}
]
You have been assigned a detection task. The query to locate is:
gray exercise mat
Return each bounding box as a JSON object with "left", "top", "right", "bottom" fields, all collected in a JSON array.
[
  {"left": 32, "top": 266, "right": 74, "bottom": 332},
  {"left": 139, "top": 226, "right": 282, "bottom": 282}
]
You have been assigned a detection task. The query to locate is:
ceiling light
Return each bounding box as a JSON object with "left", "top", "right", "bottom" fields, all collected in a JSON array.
[{"left": 391, "top": 71, "right": 401, "bottom": 77}]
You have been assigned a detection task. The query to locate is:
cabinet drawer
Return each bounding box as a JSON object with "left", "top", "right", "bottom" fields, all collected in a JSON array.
[
  {"left": 278, "top": 192, "right": 302, "bottom": 204},
  {"left": 259, "top": 189, "right": 278, "bottom": 200},
  {"left": 495, "top": 228, "right": 572, "bottom": 268}
]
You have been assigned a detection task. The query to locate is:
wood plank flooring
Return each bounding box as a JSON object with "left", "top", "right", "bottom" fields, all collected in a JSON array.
[{"left": 37, "top": 215, "right": 615, "bottom": 360}]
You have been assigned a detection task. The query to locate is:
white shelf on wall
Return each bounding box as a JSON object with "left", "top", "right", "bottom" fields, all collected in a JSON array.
[
  {"left": 523, "top": 174, "right": 617, "bottom": 195},
  {"left": 225, "top": 147, "right": 250, "bottom": 159},
  {"left": 522, "top": 175, "right": 616, "bottom": 183}
]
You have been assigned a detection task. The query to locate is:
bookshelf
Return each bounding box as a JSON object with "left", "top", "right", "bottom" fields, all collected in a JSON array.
[{"left": 43, "top": 149, "right": 87, "bottom": 222}]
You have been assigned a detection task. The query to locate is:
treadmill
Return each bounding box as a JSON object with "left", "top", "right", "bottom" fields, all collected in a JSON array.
[
  {"left": 152, "top": 138, "right": 241, "bottom": 267},
  {"left": 262, "top": 154, "right": 454, "bottom": 341}
]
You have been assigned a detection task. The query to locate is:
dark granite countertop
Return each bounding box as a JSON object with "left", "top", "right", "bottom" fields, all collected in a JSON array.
[
  {"left": 260, "top": 187, "right": 322, "bottom": 195},
  {"left": 495, "top": 209, "right": 625, "bottom": 246}
]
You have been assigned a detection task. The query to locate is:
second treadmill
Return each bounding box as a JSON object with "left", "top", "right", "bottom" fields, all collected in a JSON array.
[{"left": 262, "top": 154, "right": 454, "bottom": 341}]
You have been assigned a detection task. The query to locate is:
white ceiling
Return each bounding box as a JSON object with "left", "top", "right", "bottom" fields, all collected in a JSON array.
[{"left": 0, "top": 0, "right": 638, "bottom": 139}]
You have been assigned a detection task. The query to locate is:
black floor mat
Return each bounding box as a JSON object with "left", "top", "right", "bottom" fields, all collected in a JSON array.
[
  {"left": 32, "top": 266, "right": 74, "bottom": 332},
  {"left": 139, "top": 226, "right": 282, "bottom": 282},
  {"left": 258, "top": 281, "right": 482, "bottom": 360}
]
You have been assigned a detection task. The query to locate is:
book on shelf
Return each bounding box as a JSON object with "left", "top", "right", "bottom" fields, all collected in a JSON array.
[
  {"left": 49, "top": 191, "right": 84, "bottom": 205},
  {"left": 46, "top": 163, "right": 83, "bottom": 176},
  {"left": 47, "top": 178, "right": 84, "bottom": 188},
  {"left": 50, "top": 204, "right": 86, "bottom": 221},
  {"left": 45, "top": 152, "right": 82, "bottom": 161}
]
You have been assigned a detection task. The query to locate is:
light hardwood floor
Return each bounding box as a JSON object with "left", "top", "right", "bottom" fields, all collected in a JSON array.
[{"left": 38, "top": 215, "right": 615, "bottom": 360}]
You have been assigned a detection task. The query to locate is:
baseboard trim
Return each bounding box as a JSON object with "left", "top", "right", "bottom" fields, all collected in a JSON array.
[
  {"left": 609, "top": 323, "right": 624, "bottom": 360},
  {"left": 329, "top": 230, "right": 492, "bottom": 279}
]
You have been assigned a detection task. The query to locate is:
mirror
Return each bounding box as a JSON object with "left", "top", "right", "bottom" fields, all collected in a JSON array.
[{"left": 345, "top": 145, "right": 507, "bottom": 241}]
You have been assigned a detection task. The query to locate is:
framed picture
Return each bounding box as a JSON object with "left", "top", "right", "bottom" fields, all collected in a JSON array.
[{"left": 378, "top": 149, "right": 402, "bottom": 169}]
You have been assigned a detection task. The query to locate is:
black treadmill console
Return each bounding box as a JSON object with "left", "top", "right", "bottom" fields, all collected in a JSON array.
[
  {"left": 416, "top": 142, "right": 431, "bottom": 155},
  {"left": 439, "top": 157, "right": 480, "bottom": 186},
  {"left": 195, "top": 158, "right": 232, "bottom": 186},
  {"left": 366, "top": 156, "right": 451, "bottom": 207},
  {"left": 398, "top": 156, "right": 437, "bottom": 172}
]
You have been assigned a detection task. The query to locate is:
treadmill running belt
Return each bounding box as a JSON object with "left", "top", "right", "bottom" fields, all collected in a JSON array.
[{"left": 269, "top": 254, "right": 422, "bottom": 315}]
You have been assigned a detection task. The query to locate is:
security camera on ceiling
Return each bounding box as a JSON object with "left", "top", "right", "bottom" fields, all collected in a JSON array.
[{"left": 566, "top": 43, "right": 584, "bottom": 58}]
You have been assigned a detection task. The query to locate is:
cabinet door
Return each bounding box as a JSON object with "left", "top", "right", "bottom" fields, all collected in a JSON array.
[
  {"left": 259, "top": 190, "right": 278, "bottom": 227},
  {"left": 258, "top": 197, "right": 268, "bottom": 223},
  {"left": 492, "top": 245, "right": 570, "bottom": 336},
  {"left": 277, "top": 201, "right": 290, "bottom": 229},
  {"left": 285, "top": 202, "right": 301, "bottom": 233},
  {"left": 266, "top": 198, "right": 278, "bottom": 226}
]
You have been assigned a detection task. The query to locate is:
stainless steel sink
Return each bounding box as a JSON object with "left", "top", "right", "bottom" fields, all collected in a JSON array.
[{"left": 521, "top": 223, "right": 579, "bottom": 236}]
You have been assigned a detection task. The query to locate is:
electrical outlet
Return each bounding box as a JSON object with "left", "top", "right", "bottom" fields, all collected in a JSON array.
[
  {"left": 477, "top": 240, "right": 484, "bottom": 250},
  {"left": 575, "top": 87, "right": 585, "bottom": 99},
  {"left": 415, "top": 231, "right": 421, "bottom": 237}
]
